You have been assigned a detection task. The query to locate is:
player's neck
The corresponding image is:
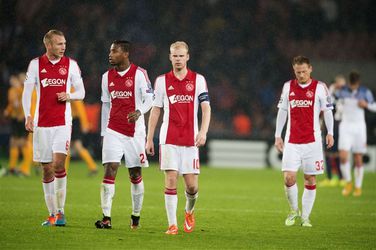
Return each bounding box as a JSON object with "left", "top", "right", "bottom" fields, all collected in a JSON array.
[
  {"left": 297, "top": 79, "right": 312, "bottom": 85},
  {"left": 116, "top": 61, "right": 130, "bottom": 72},
  {"left": 349, "top": 84, "right": 359, "bottom": 91},
  {"left": 173, "top": 67, "right": 188, "bottom": 80},
  {"left": 46, "top": 52, "right": 62, "bottom": 61}
]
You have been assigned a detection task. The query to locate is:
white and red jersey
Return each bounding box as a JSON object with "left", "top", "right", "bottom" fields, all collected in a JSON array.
[
  {"left": 24, "top": 54, "right": 83, "bottom": 127},
  {"left": 277, "top": 79, "right": 333, "bottom": 144},
  {"left": 153, "top": 69, "right": 210, "bottom": 146},
  {"left": 101, "top": 64, "right": 153, "bottom": 137}
]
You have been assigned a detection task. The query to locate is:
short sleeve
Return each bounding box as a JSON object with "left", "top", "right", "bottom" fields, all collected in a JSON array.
[
  {"left": 317, "top": 82, "right": 334, "bottom": 111},
  {"left": 101, "top": 72, "right": 110, "bottom": 103},
  {"left": 277, "top": 82, "right": 290, "bottom": 110},
  {"left": 365, "top": 89, "right": 375, "bottom": 103},
  {"left": 153, "top": 76, "right": 165, "bottom": 107}
]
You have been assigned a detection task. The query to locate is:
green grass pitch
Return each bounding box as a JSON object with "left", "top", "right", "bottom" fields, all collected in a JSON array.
[{"left": 0, "top": 160, "right": 375, "bottom": 249}]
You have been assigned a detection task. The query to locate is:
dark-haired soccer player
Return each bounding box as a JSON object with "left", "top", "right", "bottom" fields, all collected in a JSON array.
[
  {"left": 336, "top": 71, "right": 376, "bottom": 197},
  {"left": 95, "top": 40, "right": 153, "bottom": 229},
  {"left": 275, "top": 56, "right": 334, "bottom": 227}
]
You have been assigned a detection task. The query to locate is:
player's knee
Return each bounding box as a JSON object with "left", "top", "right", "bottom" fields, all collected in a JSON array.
[
  {"left": 185, "top": 185, "right": 198, "bottom": 195},
  {"left": 284, "top": 176, "right": 296, "bottom": 187},
  {"left": 104, "top": 163, "right": 118, "bottom": 177},
  {"left": 129, "top": 168, "right": 141, "bottom": 180}
]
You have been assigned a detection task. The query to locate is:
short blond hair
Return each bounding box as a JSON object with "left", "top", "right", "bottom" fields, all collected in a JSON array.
[
  {"left": 43, "top": 29, "right": 64, "bottom": 45},
  {"left": 170, "top": 41, "right": 189, "bottom": 53}
]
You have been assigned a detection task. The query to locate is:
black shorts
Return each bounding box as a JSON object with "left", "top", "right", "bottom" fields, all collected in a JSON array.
[
  {"left": 11, "top": 119, "right": 28, "bottom": 138},
  {"left": 71, "top": 118, "right": 83, "bottom": 141}
]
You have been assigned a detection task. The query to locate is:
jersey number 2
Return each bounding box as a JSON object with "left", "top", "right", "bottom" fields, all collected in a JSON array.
[{"left": 140, "top": 153, "right": 146, "bottom": 164}]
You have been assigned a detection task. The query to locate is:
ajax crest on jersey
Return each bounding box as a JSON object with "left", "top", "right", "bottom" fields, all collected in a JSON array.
[
  {"left": 306, "top": 90, "right": 314, "bottom": 98},
  {"left": 59, "top": 67, "right": 68, "bottom": 75},
  {"left": 125, "top": 79, "right": 133, "bottom": 87},
  {"left": 186, "top": 83, "right": 194, "bottom": 92}
]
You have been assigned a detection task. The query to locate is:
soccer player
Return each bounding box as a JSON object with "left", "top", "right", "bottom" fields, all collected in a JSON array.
[
  {"left": 65, "top": 98, "right": 98, "bottom": 176},
  {"left": 274, "top": 56, "right": 334, "bottom": 227},
  {"left": 4, "top": 73, "right": 32, "bottom": 176},
  {"left": 95, "top": 40, "right": 153, "bottom": 229},
  {"left": 146, "top": 41, "right": 211, "bottom": 235},
  {"left": 22, "top": 29, "right": 85, "bottom": 226},
  {"left": 336, "top": 71, "right": 376, "bottom": 197},
  {"left": 319, "top": 75, "right": 346, "bottom": 187}
]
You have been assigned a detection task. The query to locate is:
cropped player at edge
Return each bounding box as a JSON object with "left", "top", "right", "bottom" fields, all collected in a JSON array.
[
  {"left": 22, "top": 29, "right": 85, "bottom": 226},
  {"left": 274, "top": 56, "right": 334, "bottom": 227},
  {"left": 146, "top": 41, "right": 211, "bottom": 235},
  {"left": 95, "top": 40, "right": 153, "bottom": 229}
]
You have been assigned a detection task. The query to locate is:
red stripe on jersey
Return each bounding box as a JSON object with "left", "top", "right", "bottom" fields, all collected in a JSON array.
[
  {"left": 38, "top": 55, "right": 69, "bottom": 127},
  {"left": 305, "top": 184, "right": 316, "bottom": 190},
  {"left": 165, "top": 70, "right": 197, "bottom": 146},
  {"left": 288, "top": 79, "right": 318, "bottom": 144},
  {"left": 107, "top": 64, "right": 137, "bottom": 137}
]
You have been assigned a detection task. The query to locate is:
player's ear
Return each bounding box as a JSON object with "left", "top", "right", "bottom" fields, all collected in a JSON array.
[
  {"left": 187, "top": 53, "right": 190, "bottom": 61},
  {"left": 169, "top": 53, "right": 172, "bottom": 62}
]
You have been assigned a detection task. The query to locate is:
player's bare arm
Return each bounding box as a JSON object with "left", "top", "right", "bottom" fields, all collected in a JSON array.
[
  {"left": 195, "top": 102, "right": 211, "bottom": 147},
  {"left": 146, "top": 106, "right": 161, "bottom": 155},
  {"left": 127, "top": 110, "right": 141, "bottom": 123}
]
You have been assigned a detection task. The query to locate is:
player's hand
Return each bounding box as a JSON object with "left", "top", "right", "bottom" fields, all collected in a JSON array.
[
  {"left": 56, "top": 92, "right": 70, "bottom": 102},
  {"left": 195, "top": 131, "right": 207, "bottom": 147},
  {"left": 358, "top": 99, "right": 368, "bottom": 109},
  {"left": 326, "top": 134, "right": 334, "bottom": 149},
  {"left": 146, "top": 139, "right": 154, "bottom": 156},
  {"left": 274, "top": 137, "right": 284, "bottom": 153},
  {"left": 25, "top": 115, "right": 34, "bottom": 132},
  {"left": 127, "top": 110, "right": 141, "bottom": 123}
]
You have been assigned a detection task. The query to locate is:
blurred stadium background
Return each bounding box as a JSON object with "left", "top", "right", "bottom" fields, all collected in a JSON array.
[{"left": 1, "top": 0, "right": 376, "bottom": 169}]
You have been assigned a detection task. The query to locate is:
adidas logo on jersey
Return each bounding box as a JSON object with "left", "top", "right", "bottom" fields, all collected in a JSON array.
[
  {"left": 109, "top": 82, "right": 115, "bottom": 87},
  {"left": 168, "top": 86, "right": 174, "bottom": 90},
  {"left": 41, "top": 68, "right": 47, "bottom": 73},
  {"left": 290, "top": 92, "right": 295, "bottom": 96}
]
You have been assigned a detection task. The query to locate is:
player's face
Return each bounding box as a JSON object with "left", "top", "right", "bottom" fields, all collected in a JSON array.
[
  {"left": 47, "top": 35, "right": 66, "bottom": 59},
  {"left": 109, "top": 44, "right": 128, "bottom": 66},
  {"left": 169, "top": 47, "right": 189, "bottom": 71},
  {"left": 293, "top": 63, "right": 312, "bottom": 84}
]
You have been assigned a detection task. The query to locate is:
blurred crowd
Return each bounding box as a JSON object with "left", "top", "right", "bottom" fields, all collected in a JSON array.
[{"left": 1, "top": 0, "right": 376, "bottom": 148}]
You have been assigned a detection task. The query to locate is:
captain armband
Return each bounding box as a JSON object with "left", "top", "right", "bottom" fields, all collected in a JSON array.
[{"left": 198, "top": 92, "right": 210, "bottom": 103}]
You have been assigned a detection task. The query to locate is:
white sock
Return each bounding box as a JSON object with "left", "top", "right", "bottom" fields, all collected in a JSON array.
[
  {"left": 43, "top": 179, "right": 57, "bottom": 216},
  {"left": 55, "top": 169, "right": 67, "bottom": 213},
  {"left": 185, "top": 191, "right": 198, "bottom": 213},
  {"left": 165, "top": 189, "right": 177, "bottom": 226},
  {"left": 302, "top": 185, "right": 316, "bottom": 220},
  {"left": 131, "top": 177, "right": 144, "bottom": 216},
  {"left": 284, "top": 183, "right": 298, "bottom": 212},
  {"left": 101, "top": 177, "right": 115, "bottom": 217},
  {"left": 354, "top": 166, "right": 364, "bottom": 188},
  {"left": 340, "top": 161, "right": 352, "bottom": 182}
]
